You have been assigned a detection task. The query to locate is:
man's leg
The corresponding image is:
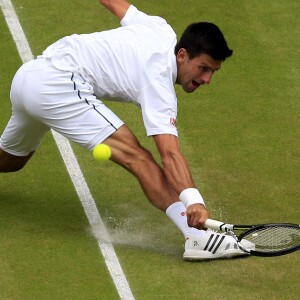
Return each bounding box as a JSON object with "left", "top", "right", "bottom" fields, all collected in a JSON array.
[
  {"left": 104, "top": 125, "right": 177, "bottom": 211},
  {"left": 103, "top": 125, "right": 206, "bottom": 238},
  {"left": 0, "top": 148, "right": 34, "bottom": 172}
]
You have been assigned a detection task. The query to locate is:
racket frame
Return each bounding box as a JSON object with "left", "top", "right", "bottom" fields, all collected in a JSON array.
[{"left": 204, "top": 219, "right": 300, "bottom": 257}]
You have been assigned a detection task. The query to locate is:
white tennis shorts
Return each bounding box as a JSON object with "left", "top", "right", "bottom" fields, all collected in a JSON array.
[{"left": 0, "top": 58, "right": 124, "bottom": 156}]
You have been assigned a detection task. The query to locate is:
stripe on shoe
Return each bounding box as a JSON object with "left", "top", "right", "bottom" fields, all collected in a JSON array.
[{"left": 203, "top": 234, "right": 226, "bottom": 254}]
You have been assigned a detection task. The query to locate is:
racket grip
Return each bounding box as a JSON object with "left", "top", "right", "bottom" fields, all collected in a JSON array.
[{"left": 204, "top": 219, "right": 228, "bottom": 231}]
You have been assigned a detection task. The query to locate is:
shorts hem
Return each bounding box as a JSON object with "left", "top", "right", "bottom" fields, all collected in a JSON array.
[
  {"left": 0, "top": 142, "right": 36, "bottom": 157},
  {"left": 87, "top": 122, "right": 124, "bottom": 151}
]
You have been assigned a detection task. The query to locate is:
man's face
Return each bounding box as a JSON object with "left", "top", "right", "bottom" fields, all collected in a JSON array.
[{"left": 176, "top": 49, "right": 222, "bottom": 93}]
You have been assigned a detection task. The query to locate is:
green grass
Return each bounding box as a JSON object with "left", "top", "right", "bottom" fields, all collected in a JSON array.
[{"left": 1, "top": 0, "right": 299, "bottom": 299}]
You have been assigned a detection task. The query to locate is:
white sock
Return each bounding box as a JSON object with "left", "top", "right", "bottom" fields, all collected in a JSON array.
[{"left": 166, "top": 201, "right": 205, "bottom": 239}]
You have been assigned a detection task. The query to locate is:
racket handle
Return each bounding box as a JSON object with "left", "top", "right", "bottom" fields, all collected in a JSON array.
[{"left": 204, "top": 219, "right": 233, "bottom": 231}]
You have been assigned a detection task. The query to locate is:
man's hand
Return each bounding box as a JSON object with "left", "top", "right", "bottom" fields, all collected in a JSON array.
[{"left": 186, "top": 204, "right": 209, "bottom": 229}]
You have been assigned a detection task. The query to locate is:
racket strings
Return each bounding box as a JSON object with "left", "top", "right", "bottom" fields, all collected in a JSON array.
[{"left": 242, "top": 226, "right": 300, "bottom": 252}]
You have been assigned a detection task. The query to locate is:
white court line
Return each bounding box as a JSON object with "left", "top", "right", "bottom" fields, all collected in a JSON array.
[{"left": 0, "top": 1, "right": 135, "bottom": 299}]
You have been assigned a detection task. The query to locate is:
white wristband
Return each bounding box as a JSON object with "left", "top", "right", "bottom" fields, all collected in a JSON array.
[{"left": 179, "top": 188, "right": 205, "bottom": 208}]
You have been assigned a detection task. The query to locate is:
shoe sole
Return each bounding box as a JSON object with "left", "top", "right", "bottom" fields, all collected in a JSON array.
[{"left": 183, "top": 249, "right": 250, "bottom": 261}]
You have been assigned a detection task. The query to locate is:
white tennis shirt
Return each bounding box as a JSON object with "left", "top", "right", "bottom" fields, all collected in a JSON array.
[{"left": 40, "top": 5, "right": 178, "bottom": 137}]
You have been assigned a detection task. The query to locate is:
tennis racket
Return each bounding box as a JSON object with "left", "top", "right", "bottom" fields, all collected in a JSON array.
[{"left": 204, "top": 219, "right": 300, "bottom": 257}]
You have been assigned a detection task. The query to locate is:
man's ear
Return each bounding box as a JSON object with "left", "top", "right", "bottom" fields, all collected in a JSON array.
[{"left": 176, "top": 48, "right": 189, "bottom": 64}]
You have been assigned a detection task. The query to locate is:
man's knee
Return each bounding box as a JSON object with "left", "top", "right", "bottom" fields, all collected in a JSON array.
[{"left": 0, "top": 149, "right": 34, "bottom": 172}]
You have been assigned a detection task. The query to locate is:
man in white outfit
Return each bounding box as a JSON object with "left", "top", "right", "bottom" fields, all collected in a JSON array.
[{"left": 0, "top": 0, "right": 253, "bottom": 260}]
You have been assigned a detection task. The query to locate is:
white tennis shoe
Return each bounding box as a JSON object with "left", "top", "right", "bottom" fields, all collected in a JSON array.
[{"left": 183, "top": 231, "right": 255, "bottom": 261}]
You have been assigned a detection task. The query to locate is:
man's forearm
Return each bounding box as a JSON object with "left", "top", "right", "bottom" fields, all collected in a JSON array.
[
  {"left": 153, "top": 135, "right": 197, "bottom": 190},
  {"left": 161, "top": 149, "right": 195, "bottom": 194}
]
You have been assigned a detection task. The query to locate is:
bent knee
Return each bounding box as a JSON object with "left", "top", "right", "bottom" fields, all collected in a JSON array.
[
  {"left": 126, "top": 147, "right": 157, "bottom": 173},
  {"left": 129, "top": 146, "right": 155, "bottom": 163},
  {"left": 114, "top": 146, "right": 156, "bottom": 173},
  {"left": 0, "top": 150, "right": 34, "bottom": 172}
]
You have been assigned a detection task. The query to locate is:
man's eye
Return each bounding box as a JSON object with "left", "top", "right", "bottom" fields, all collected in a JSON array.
[{"left": 200, "top": 66, "right": 209, "bottom": 72}]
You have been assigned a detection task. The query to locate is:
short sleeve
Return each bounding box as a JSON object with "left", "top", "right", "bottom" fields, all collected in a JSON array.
[
  {"left": 120, "top": 5, "right": 149, "bottom": 26},
  {"left": 120, "top": 5, "right": 167, "bottom": 27},
  {"left": 140, "top": 80, "right": 178, "bottom": 137}
]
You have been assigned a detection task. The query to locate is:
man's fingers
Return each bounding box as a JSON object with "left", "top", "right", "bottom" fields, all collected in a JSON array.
[
  {"left": 187, "top": 212, "right": 203, "bottom": 229},
  {"left": 186, "top": 203, "right": 209, "bottom": 229}
]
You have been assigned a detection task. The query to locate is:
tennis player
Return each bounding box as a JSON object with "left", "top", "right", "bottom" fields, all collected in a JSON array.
[{"left": 0, "top": 0, "right": 254, "bottom": 260}]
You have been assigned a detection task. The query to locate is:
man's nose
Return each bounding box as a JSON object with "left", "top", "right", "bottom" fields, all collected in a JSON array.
[{"left": 201, "top": 72, "right": 213, "bottom": 84}]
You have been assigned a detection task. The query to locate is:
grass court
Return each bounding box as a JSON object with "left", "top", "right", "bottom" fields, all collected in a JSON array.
[{"left": 0, "top": 0, "right": 299, "bottom": 299}]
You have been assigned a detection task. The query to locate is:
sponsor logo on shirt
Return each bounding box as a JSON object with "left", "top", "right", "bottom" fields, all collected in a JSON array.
[{"left": 170, "top": 117, "right": 177, "bottom": 125}]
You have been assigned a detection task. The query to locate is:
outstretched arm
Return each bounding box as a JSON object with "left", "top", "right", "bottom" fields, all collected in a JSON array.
[
  {"left": 99, "top": 0, "right": 131, "bottom": 21},
  {"left": 153, "top": 134, "right": 209, "bottom": 228}
]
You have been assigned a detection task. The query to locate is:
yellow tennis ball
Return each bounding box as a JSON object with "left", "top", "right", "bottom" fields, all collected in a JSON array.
[{"left": 93, "top": 144, "right": 111, "bottom": 161}]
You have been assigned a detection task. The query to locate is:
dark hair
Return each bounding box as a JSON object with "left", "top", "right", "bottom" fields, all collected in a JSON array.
[{"left": 175, "top": 22, "right": 233, "bottom": 61}]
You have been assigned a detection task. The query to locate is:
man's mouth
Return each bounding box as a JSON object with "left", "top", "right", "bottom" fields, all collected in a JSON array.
[{"left": 192, "top": 80, "right": 200, "bottom": 88}]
